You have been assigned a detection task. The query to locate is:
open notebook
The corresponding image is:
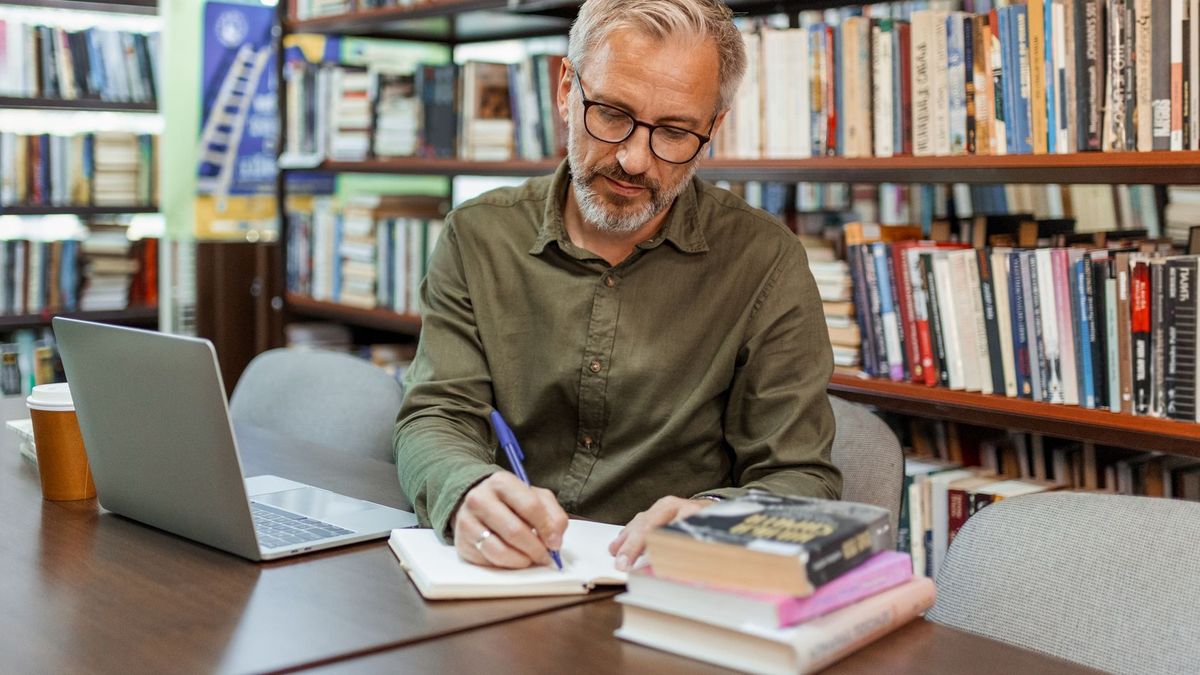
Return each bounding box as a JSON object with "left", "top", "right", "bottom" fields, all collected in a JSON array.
[{"left": 389, "top": 519, "right": 628, "bottom": 599}]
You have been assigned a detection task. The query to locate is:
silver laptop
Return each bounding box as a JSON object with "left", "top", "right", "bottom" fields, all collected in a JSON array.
[{"left": 53, "top": 317, "right": 417, "bottom": 561}]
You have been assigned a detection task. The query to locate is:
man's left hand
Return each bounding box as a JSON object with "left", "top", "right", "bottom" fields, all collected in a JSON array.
[{"left": 607, "top": 496, "right": 716, "bottom": 571}]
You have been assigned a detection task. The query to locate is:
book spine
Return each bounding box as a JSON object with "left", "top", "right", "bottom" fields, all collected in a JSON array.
[
  {"left": 921, "top": 252, "right": 951, "bottom": 386},
  {"left": 1026, "top": 251, "right": 1050, "bottom": 401},
  {"left": 1176, "top": 258, "right": 1199, "bottom": 421},
  {"left": 1053, "top": 249, "right": 1080, "bottom": 405},
  {"left": 776, "top": 552, "right": 914, "bottom": 626},
  {"left": 947, "top": 14, "right": 968, "bottom": 154},
  {"left": 1131, "top": 256, "right": 1152, "bottom": 414},
  {"left": 993, "top": 251, "right": 1019, "bottom": 396},
  {"left": 1010, "top": 251, "right": 1034, "bottom": 398},
  {"left": 1076, "top": 257, "right": 1097, "bottom": 408},
  {"left": 1116, "top": 255, "right": 1135, "bottom": 413},
  {"left": 863, "top": 245, "right": 890, "bottom": 378},
  {"left": 1151, "top": 259, "right": 1168, "bottom": 417},
  {"left": 1174, "top": 0, "right": 1188, "bottom": 149},
  {"left": 1014, "top": 5, "right": 1036, "bottom": 153},
  {"left": 796, "top": 578, "right": 937, "bottom": 674},
  {"left": 1154, "top": 0, "right": 1175, "bottom": 148},
  {"left": 848, "top": 244, "right": 880, "bottom": 376},
  {"left": 1087, "top": 255, "right": 1109, "bottom": 408},
  {"left": 899, "top": 21, "right": 914, "bottom": 156},
  {"left": 977, "top": 249, "right": 1006, "bottom": 394},
  {"left": 991, "top": 9, "right": 1009, "bottom": 154},
  {"left": 893, "top": 244, "right": 923, "bottom": 383},
  {"left": 874, "top": 243, "right": 905, "bottom": 381}
]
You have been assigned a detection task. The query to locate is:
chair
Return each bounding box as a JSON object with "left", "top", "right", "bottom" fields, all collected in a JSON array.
[
  {"left": 829, "top": 395, "right": 904, "bottom": 534},
  {"left": 926, "top": 491, "right": 1200, "bottom": 675},
  {"left": 229, "top": 348, "right": 404, "bottom": 464}
]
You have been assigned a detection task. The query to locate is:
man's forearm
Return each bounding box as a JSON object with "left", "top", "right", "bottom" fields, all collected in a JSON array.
[{"left": 394, "top": 415, "right": 502, "bottom": 542}]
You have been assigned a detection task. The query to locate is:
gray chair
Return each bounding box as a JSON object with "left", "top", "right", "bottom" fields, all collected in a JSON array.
[
  {"left": 829, "top": 395, "right": 904, "bottom": 535},
  {"left": 229, "top": 348, "right": 404, "bottom": 464},
  {"left": 927, "top": 491, "right": 1200, "bottom": 675}
]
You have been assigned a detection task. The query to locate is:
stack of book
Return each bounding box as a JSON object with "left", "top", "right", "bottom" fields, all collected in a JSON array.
[
  {"left": 0, "top": 22, "right": 159, "bottom": 103},
  {"left": 617, "top": 493, "right": 935, "bottom": 674}
]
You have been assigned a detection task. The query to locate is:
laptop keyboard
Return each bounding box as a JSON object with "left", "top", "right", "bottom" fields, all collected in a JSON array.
[{"left": 250, "top": 501, "right": 354, "bottom": 549}]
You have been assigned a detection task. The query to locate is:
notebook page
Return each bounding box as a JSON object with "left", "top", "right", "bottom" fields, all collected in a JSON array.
[{"left": 389, "top": 518, "right": 626, "bottom": 599}]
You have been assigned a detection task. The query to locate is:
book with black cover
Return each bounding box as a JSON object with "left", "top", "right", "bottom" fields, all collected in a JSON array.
[{"left": 644, "top": 493, "right": 892, "bottom": 597}]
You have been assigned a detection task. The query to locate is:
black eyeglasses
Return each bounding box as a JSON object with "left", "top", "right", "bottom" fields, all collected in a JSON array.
[{"left": 574, "top": 71, "right": 714, "bottom": 165}]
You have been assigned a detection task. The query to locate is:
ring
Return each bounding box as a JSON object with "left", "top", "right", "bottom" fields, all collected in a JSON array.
[{"left": 474, "top": 529, "right": 492, "bottom": 551}]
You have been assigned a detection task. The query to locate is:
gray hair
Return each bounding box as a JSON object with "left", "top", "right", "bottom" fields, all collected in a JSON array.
[{"left": 567, "top": 0, "right": 746, "bottom": 112}]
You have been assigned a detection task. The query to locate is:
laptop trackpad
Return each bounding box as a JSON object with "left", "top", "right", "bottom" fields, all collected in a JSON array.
[{"left": 253, "top": 486, "right": 376, "bottom": 519}]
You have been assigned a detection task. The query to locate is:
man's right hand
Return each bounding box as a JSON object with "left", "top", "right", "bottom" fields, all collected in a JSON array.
[{"left": 453, "top": 472, "right": 569, "bottom": 569}]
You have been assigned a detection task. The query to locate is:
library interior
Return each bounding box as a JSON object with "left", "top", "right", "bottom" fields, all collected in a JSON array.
[{"left": 3, "top": 0, "right": 1199, "bottom": 673}]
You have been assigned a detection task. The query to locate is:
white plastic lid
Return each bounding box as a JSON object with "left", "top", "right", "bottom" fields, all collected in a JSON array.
[{"left": 27, "top": 382, "right": 74, "bottom": 412}]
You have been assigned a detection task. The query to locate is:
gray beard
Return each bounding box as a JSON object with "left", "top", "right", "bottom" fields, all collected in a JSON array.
[{"left": 566, "top": 128, "right": 698, "bottom": 235}]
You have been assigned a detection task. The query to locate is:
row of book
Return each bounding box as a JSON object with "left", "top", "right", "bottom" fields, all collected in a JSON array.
[
  {"left": 898, "top": 417, "right": 1200, "bottom": 578},
  {"left": 721, "top": 0, "right": 1200, "bottom": 159},
  {"left": 285, "top": 321, "right": 416, "bottom": 381},
  {"left": 0, "top": 132, "right": 158, "bottom": 208},
  {"left": 725, "top": 180, "right": 1161, "bottom": 238},
  {"left": 845, "top": 230, "right": 1200, "bottom": 421},
  {"left": 0, "top": 329, "right": 67, "bottom": 396},
  {"left": 281, "top": 54, "right": 566, "bottom": 165},
  {"left": 285, "top": 195, "right": 446, "bottom": 313},
  {"left": 900, "top": 417, "right": 1200, "bottom": 498},
  {"left": 0, "top": 21, "right": 159, "bottom": 103},
  {"left": 616, "top": 493, "right": 934, "bottom": 674},
  {"left": 0, "top": 233, "right": 153, "bottom": 315}
]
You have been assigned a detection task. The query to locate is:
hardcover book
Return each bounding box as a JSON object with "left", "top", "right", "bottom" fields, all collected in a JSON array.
[
  {"left": 616, "top": 577, "right": 936, "bottom": 675},
  {"left": 625, "top": 551, "right": 913, "bottom": 631},
  {"left": 644, "top": 493, "right": 892, "bottom": 597}
]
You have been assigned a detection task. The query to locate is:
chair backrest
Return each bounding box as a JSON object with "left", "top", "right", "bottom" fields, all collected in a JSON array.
[
  {"left": 229, "top": 348, "right": 403, "bottom": 463},
  {"left": 829, "top": 395, "right": 903, "bottom": 535},
  {"left": 927, "top": 491, "right": 1200, "bottom": 675}
]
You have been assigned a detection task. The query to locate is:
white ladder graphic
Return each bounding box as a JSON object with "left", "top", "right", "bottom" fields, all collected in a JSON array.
[{"left": 197, "top": 43, "right": 271, "bottom": 208}]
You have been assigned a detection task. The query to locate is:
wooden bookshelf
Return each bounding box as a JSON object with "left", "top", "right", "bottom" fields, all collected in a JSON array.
[
  {"left": 0, "top": 306, "right": 158, "bottom": 331},
  {"left": 0, "top": 97, "right": 158, "bottom": 113},
  {"left": 829, "top": 372, "right": 1200, "bottom": 456},
  {"left": 287, "top": 153, "right": 1200, "bottom": 184},
  {"left": 0, "top": 205, "right": 159, "bottom": 216},
  {"left": 286, "top": 294, "right": 422, "bottom": 335}
]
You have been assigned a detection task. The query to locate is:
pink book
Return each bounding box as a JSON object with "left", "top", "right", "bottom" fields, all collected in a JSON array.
[
  {"left": 1050, "top": 248, "right": 1080, "bottom": 406},
  {"left": 626, "top": 551, "right": 912, "bottom": 630}
]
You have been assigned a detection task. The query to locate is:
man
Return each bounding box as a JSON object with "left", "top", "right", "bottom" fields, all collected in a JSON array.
[{"left": 394, "top": 0, "right": 840, "bottom": 571}]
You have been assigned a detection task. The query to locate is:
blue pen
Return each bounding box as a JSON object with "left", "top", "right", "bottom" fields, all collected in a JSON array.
[{"left": 489, "top": 409, "right": 564, "bottom": 570}]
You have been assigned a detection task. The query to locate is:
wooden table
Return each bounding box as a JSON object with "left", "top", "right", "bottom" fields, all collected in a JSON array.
[
  {"left": 309, "top": 597, "right": 1104, "bottom": 674},
  {"left": 0, "top": 424, "right": 608, "bottom": 674},
  {"left": 2, "top": 423, "right": 1105, "bottom": 675}
]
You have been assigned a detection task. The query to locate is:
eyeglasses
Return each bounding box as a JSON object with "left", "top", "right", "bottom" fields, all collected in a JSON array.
[{"left": 574, "top": 71, "right": 714, "bottom": 165}]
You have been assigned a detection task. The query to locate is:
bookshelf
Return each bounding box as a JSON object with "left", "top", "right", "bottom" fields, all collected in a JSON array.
[
  {"left": 0, "top": 97, "right": 158, "bottom": 113},
  {"left": 294, "top": 153, "right": 1200, "bottom": 184},
  {"left": 275, "top": 0, "right": 1200, "bottom": 475},
  {"left": 0, "top": 0, "right": 162, "bottom": 333}
]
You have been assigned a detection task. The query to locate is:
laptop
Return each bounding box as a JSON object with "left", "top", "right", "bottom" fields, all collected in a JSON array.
[{"left": 53, "top": 317, "right": 417, "bottom": 561}]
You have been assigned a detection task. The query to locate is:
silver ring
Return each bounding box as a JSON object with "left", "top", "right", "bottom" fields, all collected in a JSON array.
[{"left": 474, "top": 528, "right": 492, "bottom": 551}]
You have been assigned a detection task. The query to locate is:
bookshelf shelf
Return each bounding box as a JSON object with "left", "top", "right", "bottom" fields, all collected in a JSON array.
[
  {"left": 0, "top": 206, "right": 159, "bottom": 216},
  {"left": 286, "top": 294, "right": 422, "bottom": 335},
  {"left": 0, "top": 306, "right": 158, "bottom": 332},
  {"left": 829, "top": 372, "right": 1200, "bottom": 456},
  {"left": 286, "top": 153, "right": 1200, "bottom": 184},
  {"left": 0, "top": 97, "right": 158, "bottom": 113},
  {"left": 0, "top": 0, "right": 157, "bottom": 15},
  {"left": 287, "top": 0, "right": 573, "bottom": 42},
  {"left": 288, "top": 158, "right": 561, "bottom": 177}
]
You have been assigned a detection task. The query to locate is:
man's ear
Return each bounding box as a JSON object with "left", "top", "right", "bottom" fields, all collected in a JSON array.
[
  {"left": 707, "top": 108, "right": 730, "bottom": 149},
  {"left": 557, "top": 58, "right": 574, "bottom": 124}
]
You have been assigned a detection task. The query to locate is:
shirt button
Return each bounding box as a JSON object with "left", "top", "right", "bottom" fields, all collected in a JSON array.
[
  {"left": 589, "top": 360, "right": 602, "bottom": 373},
  {"left": 582, "top": 435, "right": 593, "bottom": 446},
  {"left": 604, "top": 276, "right": 615, "bottom": 288}
]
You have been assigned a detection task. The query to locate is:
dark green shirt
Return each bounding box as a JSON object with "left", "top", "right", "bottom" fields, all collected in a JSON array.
[{"left": 395, "top": 161, "right": 840, "bottom": 541}]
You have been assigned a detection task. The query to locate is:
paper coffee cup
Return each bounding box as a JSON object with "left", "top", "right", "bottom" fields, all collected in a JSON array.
[{"left": 27, "top": 383, "right": 95, "bottom": 501}]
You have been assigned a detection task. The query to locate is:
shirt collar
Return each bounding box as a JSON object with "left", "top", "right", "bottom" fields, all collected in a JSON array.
[{"left": 529, "top": 160, "right": 710, "bottom": 256}]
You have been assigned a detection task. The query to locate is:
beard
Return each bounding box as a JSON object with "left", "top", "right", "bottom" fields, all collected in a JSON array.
[{"left": 566, "top": 123, "right": 700, "bottom": 235}]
